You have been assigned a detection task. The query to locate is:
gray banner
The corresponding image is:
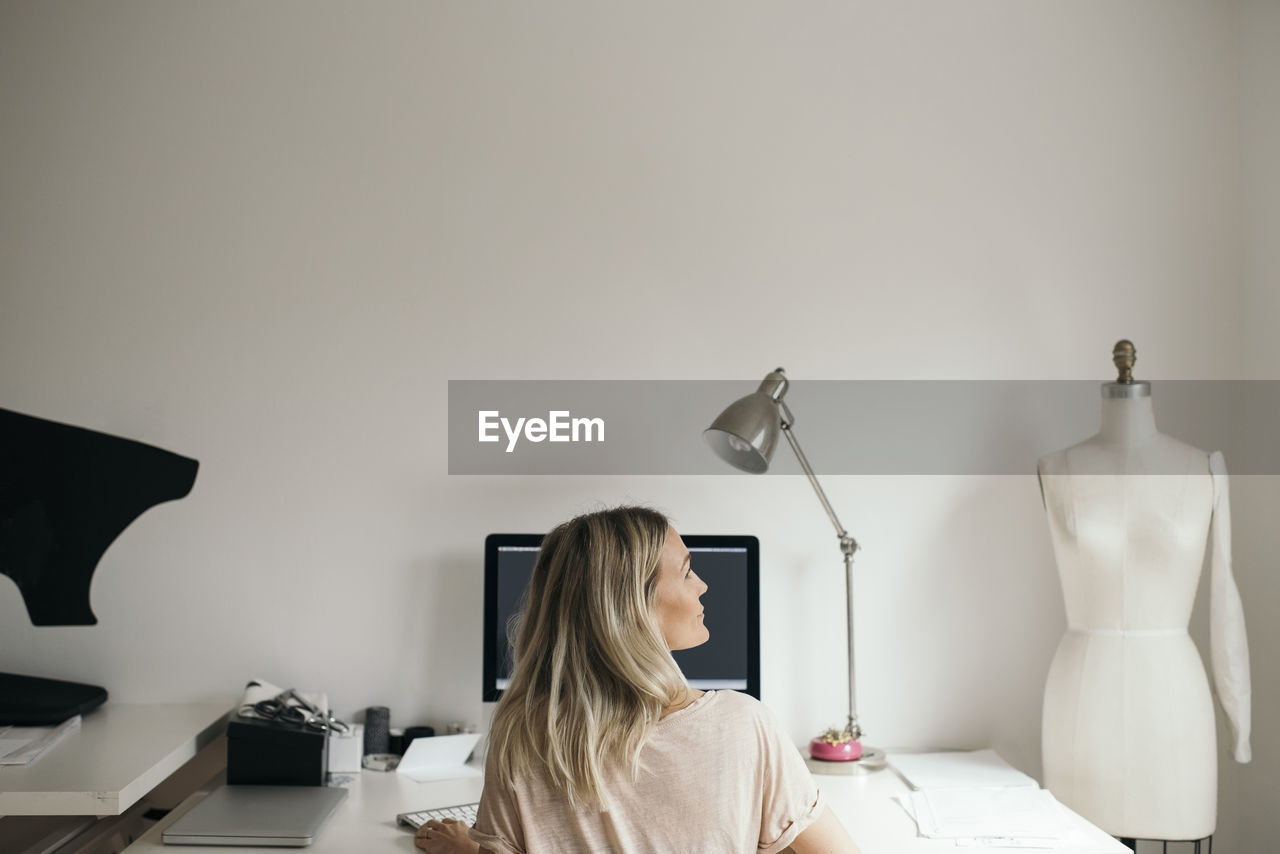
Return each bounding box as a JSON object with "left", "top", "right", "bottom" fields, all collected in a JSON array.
[{"left": 447, "top": 380, "right": 1280, "bottom": 475}]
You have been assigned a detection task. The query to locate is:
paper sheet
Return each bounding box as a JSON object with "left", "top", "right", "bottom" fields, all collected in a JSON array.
[
  {"left": 889, "top": 749, "right": 1038, "bottom": 790},
  {"left": 0, "top": 715, "right": 81, "bottom": 766},
  {"left": 907, "top": 786, "right": 1071, "bottom": 839},
  {"left": 396, "top": 733, "right": 483, "bottom": 782},
  {"left": 889, "top": 749, "right": 1084, "bottom": 847}
]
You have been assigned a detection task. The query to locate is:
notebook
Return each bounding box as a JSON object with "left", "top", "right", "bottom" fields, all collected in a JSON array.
[{"left": 162, "top": 785, "right": 347, "bottom": 847}]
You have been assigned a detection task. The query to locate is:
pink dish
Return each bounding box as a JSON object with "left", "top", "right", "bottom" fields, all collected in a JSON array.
[{"left": 809, "top": 737, "right": 863, "bottom": 761}]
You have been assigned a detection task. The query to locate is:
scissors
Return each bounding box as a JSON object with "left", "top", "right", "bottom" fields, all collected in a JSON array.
[{"left": 242, "top": 688, "right": 349, "bottom": 734}]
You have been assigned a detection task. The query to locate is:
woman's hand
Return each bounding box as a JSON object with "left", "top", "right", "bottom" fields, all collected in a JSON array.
[{"left": 413, "top": 818, "right": 481, "bottom": 853}]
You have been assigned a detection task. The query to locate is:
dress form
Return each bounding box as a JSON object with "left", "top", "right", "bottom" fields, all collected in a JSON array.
[{"left": 1037, "top": 341, "right": 1251, "bottom": 841}]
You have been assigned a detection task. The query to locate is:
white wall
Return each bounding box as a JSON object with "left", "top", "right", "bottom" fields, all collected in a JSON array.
[
  {"left": 1215, "top": 2, "right": 1280, "bottom": 852},
  {"left": 0, "top": 0, "right": 1267, "bottom": 844}
]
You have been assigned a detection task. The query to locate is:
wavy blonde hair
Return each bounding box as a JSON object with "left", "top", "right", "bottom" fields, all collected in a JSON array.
[{"left": 485, "top": 506, "right": 689, "bottom": 810}]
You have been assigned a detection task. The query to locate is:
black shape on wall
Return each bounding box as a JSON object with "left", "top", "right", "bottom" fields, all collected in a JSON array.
[{"left": 0, "top": 408, "right": 198, "bottom": 626}]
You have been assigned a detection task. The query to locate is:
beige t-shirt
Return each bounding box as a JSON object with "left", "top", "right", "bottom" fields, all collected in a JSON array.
[{"left": 469, "top": 690, "right": 824, "bottom": 853}]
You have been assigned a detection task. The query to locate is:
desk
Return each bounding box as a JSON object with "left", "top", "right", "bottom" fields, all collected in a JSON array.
[
  {"left": 820, "top": 773, "right": 1128, "bottom": 853},
  {"left": 127, "top": 769, "right": 484, "bottom": 852},
  {"left": 126, "top": 766, "right": 1129, "bottom": 853},
  {"left": 0, "top": 703, "right": 229, "bottom": 817}
]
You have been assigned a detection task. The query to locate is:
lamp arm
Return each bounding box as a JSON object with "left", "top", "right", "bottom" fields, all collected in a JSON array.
[
  {"left": 779, "top": 423, "right": 859, "bottom": 556},
  {"left": 779, "top": 420, "right": 863, "bottom": 741}
]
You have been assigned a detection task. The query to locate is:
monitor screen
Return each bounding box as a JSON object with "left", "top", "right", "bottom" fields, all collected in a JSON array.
[{"left": 482, "top": 533, "right": 760, "bottom": 701}]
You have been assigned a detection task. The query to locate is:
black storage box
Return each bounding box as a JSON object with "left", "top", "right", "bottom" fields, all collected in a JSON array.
[{"left": 226, "top": 712, "right": 328, "bottom": 786}]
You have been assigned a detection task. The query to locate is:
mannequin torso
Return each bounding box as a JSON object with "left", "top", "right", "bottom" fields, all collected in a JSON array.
[{"left": 1038, "top": 393, "right": 1249, "bottom": 840}]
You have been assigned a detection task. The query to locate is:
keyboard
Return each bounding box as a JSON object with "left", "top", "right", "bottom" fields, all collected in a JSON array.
[{"left": 396, "top": 802, "right": 480, "bottom": 830}]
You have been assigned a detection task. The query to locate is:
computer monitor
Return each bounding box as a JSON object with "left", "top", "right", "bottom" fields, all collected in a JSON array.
[{"left": 482, "top": 533, "right": 760, "bottom": 702}]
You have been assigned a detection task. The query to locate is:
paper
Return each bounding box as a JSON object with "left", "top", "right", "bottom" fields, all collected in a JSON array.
[
  {"left": 889, "top": 749, "right": 1038, "bottom": 790},
  {"left": 396, "top": 733, "right": 482, "bottom": 782},
  {"left": 896, "top": 793, "right": 1064, "bottom": 845},
  {"left": 907, "top": 786, "right": 1071, "bottom": 839},
  {"left": 0, "top": 715, "right": 81, "bottom": 766},
  {"left": 0, "top": 737, "right": 30, "bottom": 757},
  {"left": 954, "top": 838, "right": 1067, "bottom": 849},
  {"left": 889, "top": 749, "right": 1078, "bottom": 846}
]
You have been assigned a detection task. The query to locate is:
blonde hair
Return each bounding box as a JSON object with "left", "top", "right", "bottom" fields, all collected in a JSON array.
[{"left": 485, "top": 506, "right": 689, "bottom": 810}]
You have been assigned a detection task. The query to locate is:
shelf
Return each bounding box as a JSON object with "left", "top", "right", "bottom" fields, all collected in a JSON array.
[{"left": 0, "top": 703, "right": 229, "bottom": 817}]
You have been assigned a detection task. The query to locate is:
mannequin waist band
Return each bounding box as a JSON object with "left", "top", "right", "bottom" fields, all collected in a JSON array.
[{"left": 1068, "top": 626, "right": 1185, "bottom": 638}]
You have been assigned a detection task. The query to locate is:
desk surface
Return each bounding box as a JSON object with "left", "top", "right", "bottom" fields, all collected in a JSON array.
[
  {"left": 0, "top": 703, "right": 229, "bottom": 817},
  {"left": 127, "top": 765, "right": 1129, "bottom": 853},
  {"left": 819, "top": 771, "right": 1128, "bottom": 853}
]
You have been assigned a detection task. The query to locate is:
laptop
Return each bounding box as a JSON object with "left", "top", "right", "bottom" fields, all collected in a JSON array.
[{"left": 162, "top": 785, "right": 347, "bottom": 847}]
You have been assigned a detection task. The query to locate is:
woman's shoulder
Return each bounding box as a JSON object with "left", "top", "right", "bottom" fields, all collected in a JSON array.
[
  {"left": 694, "top": 690, "right": 780, "bottom": 730},
  {"left": 688, "top": 693, "right": 799, "bottom": 759},
  {"left": 709, "top": 689, "right": 763, "bottom": 711}
]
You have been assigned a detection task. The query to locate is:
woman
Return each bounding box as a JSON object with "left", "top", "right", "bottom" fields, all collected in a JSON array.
[{"left": 417, "top": 506, "right": 859, "bottom": 854}]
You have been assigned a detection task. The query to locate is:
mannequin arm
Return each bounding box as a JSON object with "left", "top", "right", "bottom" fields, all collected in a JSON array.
[{"left": 1209, "top": 451, "right": 1252, "bottom": 763}]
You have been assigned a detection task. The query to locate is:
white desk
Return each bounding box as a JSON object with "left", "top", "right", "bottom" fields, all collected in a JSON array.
[
  {"left": 127, "top": 766, "right": 1129, "bottom": 853},
  {"left": 127, "top": 768, "right": 484, "bottom": 852},
  {"left": 819, "top": 772, "right": 1128, "bottom": 853},
  {"left": 0, "top": 703, "right": 229, "bottom": 817}
]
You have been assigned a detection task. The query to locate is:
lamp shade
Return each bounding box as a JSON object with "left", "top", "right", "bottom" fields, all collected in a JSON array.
[{"left": 703, "top": 369, "right": 790, "bottom": 473}]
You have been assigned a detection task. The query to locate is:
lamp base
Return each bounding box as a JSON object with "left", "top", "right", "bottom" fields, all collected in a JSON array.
[
  {"left": 809, "top": 736, "right": 863, "bottom": 761},
  {"left": 805, "top": 746, "right": 887, "bottom": 775}
]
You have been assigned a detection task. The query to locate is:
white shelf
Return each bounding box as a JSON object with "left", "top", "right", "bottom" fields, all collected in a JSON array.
[{"left": 0, "top": 703, "right": 229, "bottom": 817}]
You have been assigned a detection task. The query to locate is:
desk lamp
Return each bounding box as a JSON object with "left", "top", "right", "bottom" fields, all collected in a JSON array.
[{"left": 704, "top": 368, "right": 885, "bottom": 773}]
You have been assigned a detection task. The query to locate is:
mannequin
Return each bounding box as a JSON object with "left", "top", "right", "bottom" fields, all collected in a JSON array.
[{"left": 1037, "top": 341, "right": 1251, "bottom": 843}]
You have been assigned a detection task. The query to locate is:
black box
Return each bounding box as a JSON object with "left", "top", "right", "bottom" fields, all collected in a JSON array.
[{"left": 226, "top": 713, "right": 328, "bottom": 786}]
